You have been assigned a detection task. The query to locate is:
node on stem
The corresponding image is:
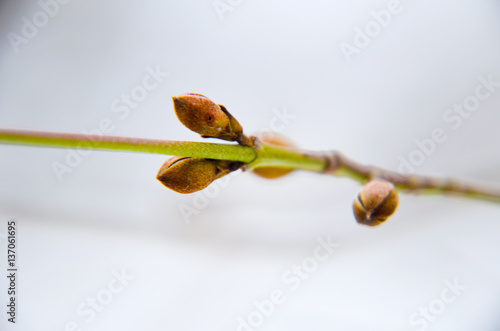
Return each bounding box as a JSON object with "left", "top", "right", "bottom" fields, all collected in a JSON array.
[{"left": 252, "top": 133, "right": 296, "bottom": 179}]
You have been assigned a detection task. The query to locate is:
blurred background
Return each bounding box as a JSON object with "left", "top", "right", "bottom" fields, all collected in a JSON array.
[{"left": 1, "top": 0, "right": 500, "bottom": 330}]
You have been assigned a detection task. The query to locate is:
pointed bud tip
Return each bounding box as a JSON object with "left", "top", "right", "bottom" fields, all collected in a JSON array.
[{"left": 171, "top": 94, "right": 200, "bottom": 112}]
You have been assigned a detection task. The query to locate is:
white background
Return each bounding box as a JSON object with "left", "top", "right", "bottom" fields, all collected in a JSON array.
[{"left": 1, "top": 0, "right": 500, "bottom": 330}]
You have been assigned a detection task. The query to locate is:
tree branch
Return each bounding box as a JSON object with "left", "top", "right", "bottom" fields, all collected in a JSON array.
[{"left": 1, "top": 128, "right": 499, "bottom": 204}]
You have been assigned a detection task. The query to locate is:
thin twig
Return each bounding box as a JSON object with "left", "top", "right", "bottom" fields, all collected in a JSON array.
[
  {"left": 0, "top": 129, "right": 256, "bottom": 162},
  {"left": 1, "top": 128, "right": 499, "bottom": 204},
  {"left": 323, "top": 151, "right": 500, "bottom": 203}
]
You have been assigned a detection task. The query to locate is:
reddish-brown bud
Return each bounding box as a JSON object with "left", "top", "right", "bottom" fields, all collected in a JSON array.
[
  {"left": 172, "top": 93, "right": 243, "bottom": 142},
  {"left": 156, "top": 156, "right": 242, "bottom": 194},
  {"left": 353, "top": 179, "right": 399, "bottom": 226}
]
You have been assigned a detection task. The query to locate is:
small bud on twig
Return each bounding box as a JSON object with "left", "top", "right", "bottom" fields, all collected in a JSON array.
[
  {"left": 172, "top": 93, "right": 243, "bottom": 142},
  {"left": 253, "top": 133, "right": 295, "bottom": 179},
  {"left": 156, "top": 156, "right": 242, "bottom": 194},
  {"left": 353, "top": 179, "right": 399, "bottom": 226}
]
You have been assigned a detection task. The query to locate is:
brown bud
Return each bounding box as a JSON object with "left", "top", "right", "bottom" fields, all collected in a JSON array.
[
  {"left": 172, "top": 93, "right": 243, "bottom": 141},
  {"left": 252, "top": 133, "right": 295, "bottom": 179},
  {"left": 156, "top": 156, "right": 241, "bottom": 194},
  {"left": 353, "top": 179, "right": 399, "bottom": 226}
]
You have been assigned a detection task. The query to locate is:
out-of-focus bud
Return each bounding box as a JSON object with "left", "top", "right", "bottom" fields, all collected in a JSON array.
[
  {"left": 252, "top": 133, "right": 295, "bottom": 179},
  {"left": 172, "top": 93, "right": 243, "bottom": 142},
  {"left": 353, "top": 179, "right": 399, "bottom": 226},
  {"left": 156, "top": 156, "right": 242, "bottom": 194}
]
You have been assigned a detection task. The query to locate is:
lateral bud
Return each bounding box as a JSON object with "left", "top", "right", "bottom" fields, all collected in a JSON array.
[
  {"left": 353, "top": 179, "right": 399, "bottom": 226},
  {"left": 172, "top": 93, "right": 244, "bottom": 142},
  {"left": 156, "top": 156, "right": 242, "bottom": 194}
]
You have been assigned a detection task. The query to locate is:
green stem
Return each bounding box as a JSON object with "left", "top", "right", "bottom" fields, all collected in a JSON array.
[
  {"left": 0, "top": 129, "right": 256, "bottom": 162},
  {"left": 250, "top": 141, "right": 327, "bottom": 172}
]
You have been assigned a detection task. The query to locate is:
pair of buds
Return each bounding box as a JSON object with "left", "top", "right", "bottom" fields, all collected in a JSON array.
[
  {"left": 157, "top": 93, "right": 297, "bottom": 194},
  {"left": 157, "top": 93, "right": 247, "bottom": 194}
]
